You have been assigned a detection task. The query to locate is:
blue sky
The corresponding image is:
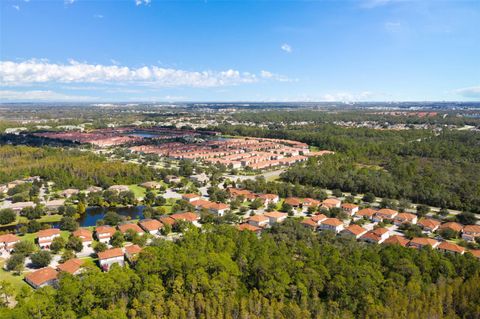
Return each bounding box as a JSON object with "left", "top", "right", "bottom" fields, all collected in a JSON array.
[{"left": 1, "top": 0, "right": 479, "bottom": 102}]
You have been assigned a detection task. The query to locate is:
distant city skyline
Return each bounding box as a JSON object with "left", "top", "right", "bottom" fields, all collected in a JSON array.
[{"left": 1, "top": 0, "right": 479, "bottom": 102}]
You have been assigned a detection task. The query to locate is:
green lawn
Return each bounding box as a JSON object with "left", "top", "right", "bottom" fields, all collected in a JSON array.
[
  {"left": 19, "top": 230, "right": 71, "bottom": 245},
  {"left": 0, "top": 214, "right": 63, "bottom": 228},
  {"left": 0, "top": 260, "right": 29, "bottom": 295},
  {"left": 128, "top": 185, "right": 147, "bottom": 199}
]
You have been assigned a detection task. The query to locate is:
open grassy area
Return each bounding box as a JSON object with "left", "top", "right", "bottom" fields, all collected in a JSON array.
[
  {"left": 0, "top": 214, "right": 63, "bottom": 228},
  {"left": 0, "top": 259, "right": 29, "bottom": 295},
  {"left": 18, "top": 230, "right": 70, "bottom": 245},
  {"left": 128, "top": 185, "right": 147, "bottom": 199}
]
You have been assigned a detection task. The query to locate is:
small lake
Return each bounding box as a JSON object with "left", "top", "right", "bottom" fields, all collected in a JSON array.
[{"left": 0, "top": 206, "right": 145, "bottom": 232}]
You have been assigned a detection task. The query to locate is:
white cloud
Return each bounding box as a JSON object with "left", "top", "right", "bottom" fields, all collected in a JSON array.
[
  {"left": 260, "top": 70, "right": 296, "bottom": 82},
  {"left": 455, "top": 85, "right": 480, "bottom": 99},
  {"left": 0, "top": 90, "right": 95, "bottom": 101},
  {"left": 12, "top": 5, "right": 20, "bottom": 11},
  {"left": 0, "top": 59, "right": 290, "bottom": 88},
  {"left": 94, "top": 14, "right": 104, "bottom": 19},
  {"left": 385, "top": 21, "right": 402, "bottom": 32},
  {"left": 321, "top": 91, "right": 375, "bottom": 102},
  {"left": 65, "top": 0, "right": 75, "bottom": 5},
  {"left": 281, "top": 43, "right": 292, "bottom": 53},
  {"left": 361, "top": 0, "right": 394, "bottom": 9},
  {"left": 135, "top": 0, "right": 151, "bottom": 6}
]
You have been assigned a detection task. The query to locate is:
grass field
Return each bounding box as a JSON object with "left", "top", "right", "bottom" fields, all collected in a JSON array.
[
  {"left": 0, "top": 214, "right": 63, "bottom": 228},
  {"left": 128, "top": 185, "right": 147, "bottom": 199},
  {"left": 0, "top": 259, "right": 29, "bottom": 295}
]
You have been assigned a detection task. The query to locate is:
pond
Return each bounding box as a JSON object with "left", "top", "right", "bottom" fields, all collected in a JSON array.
[{"left": 0, "top": 205, "right": 146, "bottom": 232}]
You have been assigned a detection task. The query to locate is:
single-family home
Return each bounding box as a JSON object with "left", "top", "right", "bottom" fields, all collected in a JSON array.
[
  {"left": 44, "top": 199, "right": 65, "bottom": 211},
  {"left": 57, "top": 258, "right": 84, "bottom": 275},
  {"left": 0, "top": 234, "right": 20, "bottom": 252},
  {"left": 321, "top": 198, "right": 341, "bottom": 209},
  {"left": 383, "top": 235, "right": 410, "bottom": 247},
  {"left": 437, "top": 241, "right": 465, "bottom": 255},
  {"left": 182, "top": 193, "right": 201, "bottom": 202},
  {"left": 340, "top": 224, "right": 368, "bottom": 239},
  {"left": 258, "top": 194, "right": 279, "bottom": 206},
  {"left": 417, "top": 218, "right": 441, "bottom": 233},
  {"left": 158, "top": 216, "right": 176, "bottom": 227},
  {"left": 439, "top": 222, "right": 463, "bottom": 234},
  {"left": 237, "top": 223, "right": 262, "bottom": 234},
  {"left": 37, "top": 228, "right": 61, "bottom": 249},
  {"left": 373, "top": 209, "right": 398, "bottom": 223},
  {"left": 301, "top": 218, "right": 318, "bottom": 231},
  {"left": 263, "top": 211, "right": 288, "bottom": 225},
  {"left": 125, "top": 244, "right": 142, "bottom": 264},
  {"left": 108, "top": 185, "right": 130, "bottom": 193},
  {"left": 95, "top": 225, "right": 116, "bottom": 244},
  {"left": 355, "top": 208, "right": 377, "bottom": 220},
  {"left": 86, "top": 186, "right": 103, "bottom": 193},
  {"left": 409, "top": 237, "right": 440, "bottom": 249},
  {"left": 118, "top": 223, "right": 144, "bottom": 236},
  {"left": 139, "top": 219, "right": 163, "bottom": 235},
  {"left": 302, "top": 198, "right": 321, "bottom": 208},
  {"left": 25, "top": 267, "right": 58, "bottom": 289},
  {"left": 170, "top": 212, "right": 200, "bottom": 223},
  {"left": 319, "top": 218, "right": 344, "bottom": 233},
  {"left": 311, "top": 213, "right": 328, "bottom": 225},
  {"left": 165, "top": 175, "right": 181, "bottom": 184},
  {"left": 393, "top": 213, "right": 418, "bottom": 226},
  {"left": 461, "top": 225, "right": 480, "bottom": 242},
  {"left": 469, "top": 250, "right": 480, "bottom": 260},
  {"left": 10, "top": 201, "right": 35, "bottom": 212},
  {"left": 208, "top": 203, "right": 230, "bottom": 217},
  {"left": 361, "top": 228, "right": 390, "bottom": 244},
  {"left": 141, "top": 181, "right": 161, "bottom": 190},
  {"left": 98, "top": 248, "right": 125, "bottom": 271},
  {"left": 248, "top": 215, "right": 270, "bottom": 228},
  {"left": 72, "top": 228, "right": 93, "bottom": 249},
  {"left": 341, "top": 203, "right": 359, "bottom": 216},
  {"left": 284, "top": 197, "right": 302, "bottom": 209},
  {"left": 61, "top": 188, "right": 80, "bottom": 198}
]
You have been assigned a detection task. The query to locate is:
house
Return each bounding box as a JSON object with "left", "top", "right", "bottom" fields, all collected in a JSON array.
[
  {"left": 340, "top": 224, "right": 367, "bottom": 239},
  {"left": 72, "top": 228, "right": 93, "bottom": 248},
  {"left": 158, "top": 216, "right": 176, "bottom": 227},
  {"left": 341, "top": 203, "right": 359, "bottom": 216},
  {"left": 141, "top": 181, "right": 161, "bottom": 189},
  {"left": 118, "top": 223, "right": 144, "bottom": 236},
  {"left": 439, "top": 222, "right": 463, "bottom": 234},
  {"left": 227, "top": 188, "right": 256, "bottom": 201},
  {"left": 86, "top": 186, "right": 103, "bottom": 193},
  {"left": 373, "top": 209, "right": 398, "bottom": 223},
  {"left": 25, "top": 267, "right": 58, "bottom": 289},
  {"left": 125, "top": 244, "right": 142, "bottom": 264},
  {"left": 284, "top": 197, "right": 302, "bottom": 208},
  {"left": 302, "top": 198, "right": 321, "bottom": 208},
  {"left": 437, "top": 241, "right": 465, "bottom": 255},
  {"left": 461, "top": 225, "right": 480, "bottom": 242},
  {"left": 301, "top": 218, "right": 318, "bottom": 231},
  {"left": 165, "top": 175, "right": 181, "bottom": 184},
  {"left": 108, "top": 185, "right": 130, "bottom": 193},
  {"left": 258, "top": 194, "right": 279, "bottom": 206},
  {"left": 383, "top": 235, "right": 410, "bottom": 247},
  {"left": 417, "top": 218, "right": 441, "bottom": 233},
  {"left": 208, "top": 203, "right": 230, "bottom": 216},
  {"left": 361, "top": 228, "right": 390, "bottom": 244},
  {"left": 319, "top": 218, "right": 344, "bottom": 233},
  {"left": 182, "top": 193, "right": 201, "bottom": 202},
  {"left": 248, "top": 215, "right": 269, "bottom": 228},
  {"left": 263, "top": 211, "right": 288, "bottom": 225},
  {"left": 0, "top": 234, "right": 20, "bottom": 252},
  {"left": 393, "top": 213, "right": 418, "bottom": 226},
  {"left": 139, "top": 219, "right": 163, "bottom": 235},
  {"left": 98, "top": 248, "right": 125, "bottom": 271},
  {"left": 61, "top": 188, "right": 79, "bottom": 198},
  {"left": 37, "top": 228, "right": 61, "bottom": 249},
  {"left": 237, "top": 223, "right": 262, "bottom": 234},
  {"left": 311, "top": 213, "right": 328, "bottom": 225},
  {"left": 409, "top": 237, "right": 440, "bottom": 249},
  {"left": 10, "top": 201, "right": 35, "bottom": 212},
  {"left": 44, "top": 199, "right": 65, "bottom": 211},
  {"left": 355, "top": 208, "right": 377, "bottom": 220},
  {"left": 57, "top": 258, "right": 84, "bottom": 275},
  {"left": 469, "top": 250, "right": 480, "bottom": 260},
  {"left": 171, "top": 212, "right": 200, "bottom": 223},
  {"left": 95, "top": 225, "right": 116, "bottom": 244},
  {"left": 321, "top": 198, "right": 341, "bottom": 209}
]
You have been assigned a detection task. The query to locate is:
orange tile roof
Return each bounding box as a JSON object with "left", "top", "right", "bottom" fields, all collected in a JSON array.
[
  {"left": 158, "top": 216, "right": 175, "bottom": 226},
  {"left": 344, "top": 224, "right": 367, "bottom": 236},
  {"left": 438, "top": 241, "right": 465, "bottom": 253},
  {"left": 409, "top": 237, "right": 438, "bottom": 247},
  {"left": 322, "top": 218, "right": 343, "bottom": 227},
  {"left": 341, "top": 203, "right": 358, "bottom": 209},
  {"left": 463, "top": 225, "right": 480, "bottom": 233},
  {"left": 469, "top": 250, "right": 480, "bottom": 258},
  {"left": 418, "top": 218, "right": 441, "bottom": 229},
  {"left": 125, "top": 244, "right": 142, "bottom": 255},
  {"left": 118, "top": 223, "right": 144, "bottom": 234},
  {"left": 25, "top": 267, "right": 58, "bottom": 286},
  {"left": 182, "top": 193, "right": 200, "bottom": 199},
  {"left": 372, "top": 227, "right": 389, "bottom": 236},
  {"left": 356, "top": 208, "right": 377, "bottom": 217},
  {"left": 439, "top": 222, "right": 463, "bottom": 232},
  {"left": 97, "top": 248, "right": 124, "bottom": 260},
  {"left": 37, "top": 228, "right": 60, "bottom": 238},
  {"left": 284, "top": 197, "right": 302, "bottom": 206},
  {"left": 383, "top": 235, "right": 410, "bottom": 247},
  {"left": 258, "top": 193, "right": 279, "bottom": 200},
  {"left": 311, "top": 214, "right": 327, "bottom": 222},
  {"left": 73, "top": 228, "right": 93, "bottom": 242},
  {"left": 395, "top": 213, "right": 416, "bottom": 221},
  {"left": 301, "top": 218, "right": 318, "bottom": 228},
  {"left": 237, "top": 223, "right": 262, "bottom": 232},
  {"left": 377, "top": 208, "right": 398, "bottom": 217},
  {"left": 57, "top": 258, "right": 84, "bottom": 274},
  {"left": 170, "top": 212, "right": 199, "bottom": 222},
  {"left": 249, "top": 215, "right": 269, "bottom": 223},
  {"left": 95, "top": 225, "right": 116, "bottom": 237},
  {"left": 0, "top": 233, "right": 20, "bottom": 243},
  {"left": 263, "top": 211, "right": 288, "bottom": 219},
  {"left": 139, "top": 219, "right": 163, "bottom": 231}
]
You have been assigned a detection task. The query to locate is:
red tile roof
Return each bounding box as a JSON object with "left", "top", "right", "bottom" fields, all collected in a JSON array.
[
  {"left": 249, "top": 215, "right": 269, "bottom": 223},
  {"left": 237, "top": 223, "right": 262, "bottom": 232},
  {"left": 343, "top": 224, "right": 367, "bottom": 236},
  {"left": 57, "top": 258, "right": 84, "bottom": 274},
  {"left": 25, "top": 267, "right": 58, "bottom": 286},
  {"left": 284, "top": 197, "right": 302, "bottom": 206},
  {"left": 311, "top": 214, "right": 327, "bottom": 223},
  {"left": 418, "top": 218, "right": 441, "bottom": 229},
  {"left": 37, "top": 228, "right": 60, "bottom": 238},
  {"left": 0, "top": 233, "right": 20, "bottom": 243},
  {"left": 95, "top": 225, "right": 116, "bottom": 237},
  {"left": 118, "top": 223, "right": 144, "bottom": 234},
  {"left": 139, "top": 219, "right": 163, "bottom": 231},
  {"left": 439, "top": 222, "right": 463, "bottom": 233},
  {"left": 409, "top": 237, "right": 438, "bottom": 247},
  {"left": 301, "top": 218, "right": 318, "bottom": 228},
  {"left": 383, "top": 235, "right": 410, "bottom": 247},
  {"left": 170, "top": 212, "right": 199, "bottom": 222},
  {"left": 356, "top": 208, "right": 377, "bottom": 217},
  {"left": 463, "top": 225, "right": 480, "bottom": 233},
  {"left": 263, "top": 211, "right": 287, "bottom": 219},
  {"left": 158, "top": 216, "right": 175, "bottom": 226},
  {"left": 97, "top": 248, "right": 124, "bottom": 260},
  {"left": 438, "top": 241, "right": 465, "bottom": 254},
  {"left": 73, "top": 229, "right": 93, "bottom": 242},
  {"left": 125, "top": 244, "right": 142, "bottom": 255},
  {"left": 322, "top": 218, "right": 343, "bottom": 227}
]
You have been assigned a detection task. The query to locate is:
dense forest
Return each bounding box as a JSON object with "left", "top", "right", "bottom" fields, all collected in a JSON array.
[
  {"left": 2, "top": 221, "right": 479, "bottom": 318},
  {"left": 0, "top": 146, "right": 159, "bottom": 189},
  {"left": 217, "top": 123, "right": 480, "bottom": 212}
]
